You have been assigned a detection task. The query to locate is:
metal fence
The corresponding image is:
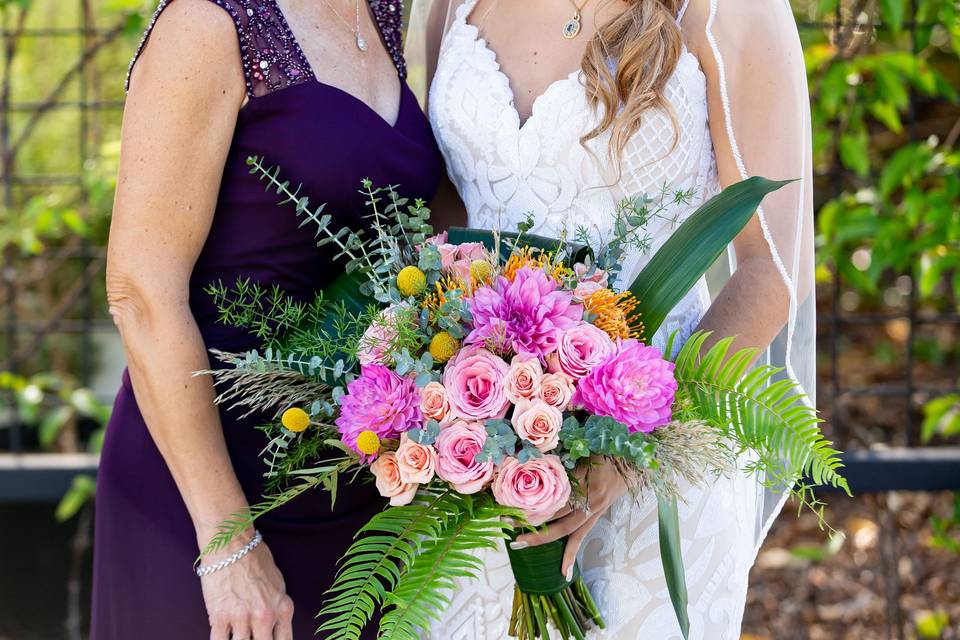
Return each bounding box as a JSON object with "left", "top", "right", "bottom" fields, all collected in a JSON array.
[{"left": 0, "top": 0, "right": 958, "bottom": 497}]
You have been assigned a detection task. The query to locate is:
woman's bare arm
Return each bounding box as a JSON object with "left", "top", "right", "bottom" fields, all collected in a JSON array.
[
  {"left": 686, "top": 0, "right": 812, "bottom": 353},
  {"left": 107, "top": 2, "right": 292, "bottom": 638}
]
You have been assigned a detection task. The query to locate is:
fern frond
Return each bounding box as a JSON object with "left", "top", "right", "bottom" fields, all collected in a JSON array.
[
  {"left": 317, "top": 490, "right": 459, "bottom": 640},
  {"left": 378, "top": 494, "right": 518, "bottom": 640},
  {"left": 672, "top": 332, "right": 850, "bottom": 497}
]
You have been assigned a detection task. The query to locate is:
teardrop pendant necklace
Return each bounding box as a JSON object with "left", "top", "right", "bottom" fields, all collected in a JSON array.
[
  {"left": 562, "top": 0, "right": 591, "bottom": 39},
  {"left": 322, "top": 0, "right": 368, "bottom": 52}
]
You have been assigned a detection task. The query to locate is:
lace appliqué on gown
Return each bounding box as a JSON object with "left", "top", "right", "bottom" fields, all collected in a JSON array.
[{"left": 425, "top": 1, "right": 762, "bottom": 638}]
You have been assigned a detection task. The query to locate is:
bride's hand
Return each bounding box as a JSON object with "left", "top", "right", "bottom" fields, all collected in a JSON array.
[
  {"left": 511, "top": 457, "right": 627, "bottom": 580},
  {"left": 200, "top": 535, "right": 294, "bottom": 640}
]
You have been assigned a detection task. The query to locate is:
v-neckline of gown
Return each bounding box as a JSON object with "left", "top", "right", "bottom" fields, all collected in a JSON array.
[
  {"left": 266, "top": 0, "right": 405, "bottom": 129},
  {"left": 458, "top": 0, "right": 582, "bottom": 132}
]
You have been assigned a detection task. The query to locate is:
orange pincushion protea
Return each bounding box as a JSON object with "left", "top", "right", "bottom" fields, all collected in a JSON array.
[
  {"left": 584, "top": 288, "right": 644, "bottom": 340},
  {"left": 503, "top": 248, "right": 572, "bottom": 284}
]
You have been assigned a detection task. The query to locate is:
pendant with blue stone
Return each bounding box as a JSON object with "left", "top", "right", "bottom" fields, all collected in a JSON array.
[{"left": 562, "top": 11, "right": 582, "bottom": 39}]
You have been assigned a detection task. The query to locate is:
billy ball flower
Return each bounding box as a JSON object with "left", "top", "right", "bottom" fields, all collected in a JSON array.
[
  {"left": 355, "top": 430, "right": 381, "bottom": 456},
  {"left": 281, "top": 407, "right": 310, "bottom": 433},
  {"left": 397, "top": 265, "right": 427, "bottom": 297},
  {"left": 335, "top": 365, "right": 423, "bottom": 454},
  {"left": 429, "top": 331, "right": 460, "bottom": 364},
  {"left": 572, "top": 339, "right": 677, "bottom": 433}
]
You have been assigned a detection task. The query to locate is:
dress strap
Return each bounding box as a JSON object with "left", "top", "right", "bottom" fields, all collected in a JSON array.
[
  {"left": 126, "top": 0, "right": 314, "bottom": 98},
  {"left": 676, "top": 0, "right": 691, "bottom": 22},
  {"left": 369, "top": 0, "right": 407, "bottom": 79}
]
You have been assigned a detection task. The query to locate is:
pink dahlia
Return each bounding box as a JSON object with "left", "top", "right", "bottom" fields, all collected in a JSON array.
[
  {"left": 335, "top": 365, "right": 422, "bottom": 453},
  {"left": 466, "top": 267, "right": 583, "bottom": 359},
  {"left": 572, "top": 339, "right": 677, "bottom": 433}
]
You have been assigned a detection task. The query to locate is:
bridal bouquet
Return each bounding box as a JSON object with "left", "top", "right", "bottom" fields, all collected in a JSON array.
[{"left": 202, "top": 157, "right": 849, "bottom": 640}]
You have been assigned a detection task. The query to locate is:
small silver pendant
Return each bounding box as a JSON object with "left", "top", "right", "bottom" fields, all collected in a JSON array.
[
  {"left": 562, "top": 12, "right": 582, "bottom": 39},
  {"left": 356, "top": 32, "right": 368, "bottom": 52}
]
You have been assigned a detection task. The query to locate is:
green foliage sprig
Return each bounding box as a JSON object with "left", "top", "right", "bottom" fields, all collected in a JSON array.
[
  {"left": 670, "top": 332, "right": 850, "bottom": 497},
  {"left": 318, "top": 489, "right": 521, "bottom": 640}
]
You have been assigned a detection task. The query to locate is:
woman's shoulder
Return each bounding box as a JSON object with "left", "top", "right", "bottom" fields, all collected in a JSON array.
[{"left": 126, "top": 0, "right": 244, "bottom": 97}]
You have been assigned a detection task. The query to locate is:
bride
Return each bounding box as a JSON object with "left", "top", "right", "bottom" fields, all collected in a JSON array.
[{"left": 408, "top": 0, "right": 816, "bottom": 638}]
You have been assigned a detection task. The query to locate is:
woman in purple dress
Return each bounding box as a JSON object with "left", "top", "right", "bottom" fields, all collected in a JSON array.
[{"left": 93, "top": 0, "right": 441, "bottom": 637}]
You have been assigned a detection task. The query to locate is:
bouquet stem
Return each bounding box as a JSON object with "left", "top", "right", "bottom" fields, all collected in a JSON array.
[{"left": 506, "top": 535, "right": 605, "bottom": 639}]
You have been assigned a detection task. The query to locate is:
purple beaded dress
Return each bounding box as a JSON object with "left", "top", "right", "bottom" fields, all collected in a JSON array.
[{"left": 91, "top": 1, "right": 441, "bottom": 637}]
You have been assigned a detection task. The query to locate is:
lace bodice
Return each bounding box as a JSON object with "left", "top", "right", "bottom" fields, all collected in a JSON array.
[
  {"left": 424, "top": 3, "right": 767, "bottom": 638},
  {"left": 429, "top": 0, "right": 719, "bottom": 348}
]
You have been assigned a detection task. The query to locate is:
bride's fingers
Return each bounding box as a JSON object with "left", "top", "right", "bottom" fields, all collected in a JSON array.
[
  {"left": 560, "top": 511, "right": 603, "bottom": 580},
  {"left": 511, "top": 511, "right": 588, "bottom": 548}
]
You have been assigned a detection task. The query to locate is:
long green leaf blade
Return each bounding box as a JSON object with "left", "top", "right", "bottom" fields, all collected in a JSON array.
[
  {"left": 658, "top": 495, "right": 689, "bottom": 640},
  {"left": 629, "top": 177, "right": 792, "bottom": 341}
]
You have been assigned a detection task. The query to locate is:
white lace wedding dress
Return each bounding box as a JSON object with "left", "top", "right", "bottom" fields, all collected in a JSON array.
[{"left": 416, "top": 0, "right": 817, "bottom": 637}]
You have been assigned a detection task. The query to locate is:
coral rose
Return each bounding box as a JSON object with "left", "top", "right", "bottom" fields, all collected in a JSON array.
[
  {"left": 370, "top": 453, "right": 418, "bottom": 506},
  {"left": 539, "top": 372, "right": 576, "bottom": 411},
  {"left": 505, "top": 353, "right": 543, "bottom": 403},
  {"left": 396, "top": 434, "right": 437, "bottom": 484},
  {"left": 420, "top": 381, "right": 453, "bottom": 426},
  {"left": 511, "top": 399, "right": 562, "bottom": 452}
]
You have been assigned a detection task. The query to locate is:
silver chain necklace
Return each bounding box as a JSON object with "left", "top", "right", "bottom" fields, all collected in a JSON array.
[{"left": 321, "top": 0, "right": 368, "bottom": 52}]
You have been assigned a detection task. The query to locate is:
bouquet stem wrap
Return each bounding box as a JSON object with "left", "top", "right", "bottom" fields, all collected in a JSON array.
[{"left": 506, "top": 535, "right": 605, "bottom": 639}]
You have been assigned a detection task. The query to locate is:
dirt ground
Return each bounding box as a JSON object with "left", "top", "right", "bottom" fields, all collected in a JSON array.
[{"left": 741, "top": 491, "right": 960, "bottom": 640}]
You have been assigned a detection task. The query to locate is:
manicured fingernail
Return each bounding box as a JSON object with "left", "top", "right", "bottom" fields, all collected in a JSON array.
[
  {"left": 510, "top": 541, "right": 528, "bottom": 550},
  {"left": 565, "top": 566, "right": 574, "bottom": 581}
]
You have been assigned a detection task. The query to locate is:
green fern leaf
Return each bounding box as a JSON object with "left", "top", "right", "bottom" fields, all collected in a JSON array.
[{"left": 672, "top": 332, "right": 851, "bottom": 497}]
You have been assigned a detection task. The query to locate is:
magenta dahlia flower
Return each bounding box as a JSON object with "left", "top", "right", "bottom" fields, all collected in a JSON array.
[
  {"left": 335, "top": 365, "right": 422, "bottom": 453},
  {"left": 572, "top": 339, "right": 677, "bottom": 433},
  {"left": 466, "top": 267, "right": 583, "bottom": 359}
]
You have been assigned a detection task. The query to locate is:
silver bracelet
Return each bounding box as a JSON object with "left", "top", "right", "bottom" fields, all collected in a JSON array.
[{"left": 195, "top": 530, "right": 263, "bottom": 577}]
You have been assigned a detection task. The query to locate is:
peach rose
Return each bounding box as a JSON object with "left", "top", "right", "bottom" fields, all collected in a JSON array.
[
  {"left": 370, "top": 452, "right": 418, "bottom": 506},
  {"left": 572, "top": 264, "right": 609, "bottom": 300},
  {"left": 492, "top": 455, "right": 571, "bottom": 526},
  {"left": 539, "top": 372, "right": 575, "bottom": 412},
  {"left": 396, "top": 434, "right": 437, "bottom": 484},
  {"left": 505, "top": 353, "right": 543, "bottom": 403},
  {"left": 511, "top": 399, "right": 563, "bottom": 452},
  {"left": 420, "top": 381, "right": 453, "bottom": 426}
]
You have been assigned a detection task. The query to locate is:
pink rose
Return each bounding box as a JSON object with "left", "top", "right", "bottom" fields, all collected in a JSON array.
[
  {"left": 443, "top": 346, "right": 511, "bottom": 421},
  {"left": 539, "top": 373, "right": 575, "bottom": 411},
  {"left": 573, "top": 264, "right": 609, "bottom": 300},
  {"left": 358, "top": 304, "right": 407, "bottom": 366},
  {"left": 492, "top": 455, "right": 571, "bottom": 526},
  {"left": 425, "top": 231, "right": 448, "bottom": 247},
  {"left": 437, "top": 242, "right": 488, "bottom": 283},
  {"left": 511, "top": 399, "right": 562, "bottom": 452},
  {"left": 420, "top": 381, "right": 453, "bottom": 426},
  {"left": 505, "top": 353, "right": 543, "bottom": 403},
  {"left": 548, "top": 322, "right": 616, "bottom": 379},
  {"left": 396, "top": 434, "right": 437, "bottom": 484},
  {"left": 435, "top": 421, "right": 495, "bottom": 494},
  {"left": 370, "top": 452, "right": 418, "bottom": 506},
  {"left": 437, "top": 243, "right": 460, "bottom": 270}
]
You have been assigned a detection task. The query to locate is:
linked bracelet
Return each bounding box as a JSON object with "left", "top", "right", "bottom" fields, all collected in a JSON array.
[{"left": 195, "top": 530, "right": 263, "bottom": 577}]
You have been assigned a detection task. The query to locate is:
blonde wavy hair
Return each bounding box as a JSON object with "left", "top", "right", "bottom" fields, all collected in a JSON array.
[{"left": 581, "top": 0, "right": 685, "bottom": 159}]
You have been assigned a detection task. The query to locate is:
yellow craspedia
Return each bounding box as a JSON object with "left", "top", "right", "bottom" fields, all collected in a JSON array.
[
  {"left": 356, "top": 430, "right": 381, "bottom": 456},
  {"left": 397, "top": 266, "right": 427, "bottom": 297},
  {"left": 469, "top": 259, "right": 493, "bottom": 284},
  {"left": 429, "top": 331, "right": 460, "bottom": 364},
  {"left": 281, "top": 407, "right": 310, "bottom": 433}
]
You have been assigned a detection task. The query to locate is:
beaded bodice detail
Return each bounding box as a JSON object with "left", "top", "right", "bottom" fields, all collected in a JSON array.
[{"left": 128, "top": 0, "right": 406, "bottom": 98}]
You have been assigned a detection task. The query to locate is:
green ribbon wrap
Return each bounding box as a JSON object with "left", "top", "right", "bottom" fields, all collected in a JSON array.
[{"left": 505, "top": 536, "right": 580, "bottom": 595}]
